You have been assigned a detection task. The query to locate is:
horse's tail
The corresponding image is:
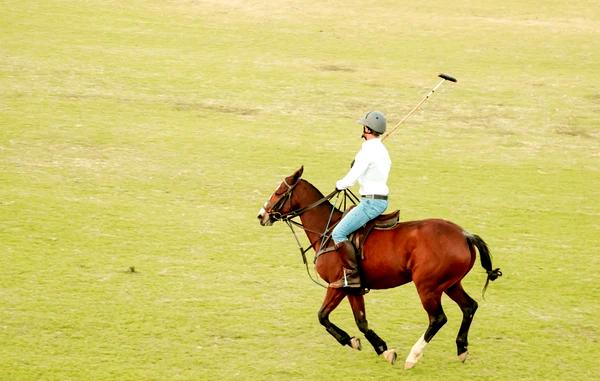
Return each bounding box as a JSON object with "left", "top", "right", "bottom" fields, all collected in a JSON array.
[{"left": 465, "top": 232, "right": 502, "bottom": 298}]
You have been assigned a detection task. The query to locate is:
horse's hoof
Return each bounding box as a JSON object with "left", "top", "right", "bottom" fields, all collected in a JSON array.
[
  {"left": 383, "top": 349, "right": 397, "bottom": 365},
  {"left": 350, "top": 337, "right": 362, "bottom": 351},
  {"left": 404, "top": 352, "right": 423, "bottom": 369},
  {"left": 458, "top": 351, "right": 469, "bottom": 363}
]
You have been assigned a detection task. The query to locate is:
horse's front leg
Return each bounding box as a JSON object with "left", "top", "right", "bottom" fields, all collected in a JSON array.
[
  {"left": 347, "top": 293, "right": 397, "bottom": 365},
  {"left": 317, "top": 287, "right": 359, "bottom": 349}
]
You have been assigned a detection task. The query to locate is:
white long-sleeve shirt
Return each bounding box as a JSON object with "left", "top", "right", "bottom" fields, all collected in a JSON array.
[{"left": 335, "top": 138, "right": 391, "bottom": 196}]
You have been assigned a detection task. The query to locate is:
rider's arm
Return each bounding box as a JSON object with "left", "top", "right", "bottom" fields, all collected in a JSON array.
[{"left": 335, "top": 150, "right": 369, "bottom": 190}]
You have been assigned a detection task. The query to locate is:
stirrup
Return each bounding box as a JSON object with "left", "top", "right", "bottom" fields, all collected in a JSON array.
[{"left": 342, "top": 268, "right": 361, "bottom": 288}]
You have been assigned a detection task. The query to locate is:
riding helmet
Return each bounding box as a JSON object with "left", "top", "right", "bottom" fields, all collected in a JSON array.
[{"left": 357, "top": 111, "right": 386, "bottom": 134}]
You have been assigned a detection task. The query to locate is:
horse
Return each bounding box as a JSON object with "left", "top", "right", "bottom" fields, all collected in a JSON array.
[{"left": 257, "top": 166, "right": 501, "bottom": 369}]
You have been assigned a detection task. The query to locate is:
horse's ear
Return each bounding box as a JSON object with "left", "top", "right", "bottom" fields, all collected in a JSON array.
[{"left": 292, "top": 165, "right": 304, "bottom": 181}]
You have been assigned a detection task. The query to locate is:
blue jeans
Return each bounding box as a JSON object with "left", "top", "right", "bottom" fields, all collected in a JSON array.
[{"left": 332, "top": 199, "right": 388, "bottom": 244}]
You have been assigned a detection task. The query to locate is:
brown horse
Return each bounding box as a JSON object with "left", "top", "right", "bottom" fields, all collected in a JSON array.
[{"left": 257, "top": 166, "right": 501, "bottom": 369}]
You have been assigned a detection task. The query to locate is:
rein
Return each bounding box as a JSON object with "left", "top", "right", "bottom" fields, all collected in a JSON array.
[
  {"left": 285, "top": 219, "right": 327, "bottom": 288},
  {"left": 274, "top": 188, "right": 339, "bottom": 221}
]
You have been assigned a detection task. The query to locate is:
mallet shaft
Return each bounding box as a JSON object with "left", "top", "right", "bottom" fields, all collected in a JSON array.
[{"left": 382, "top": 74, "right": 457, "bottom": 141}]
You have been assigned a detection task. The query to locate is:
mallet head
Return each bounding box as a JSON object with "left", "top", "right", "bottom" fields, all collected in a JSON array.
[{"left": 438, "top": 73, "right": 457, "bottom": 83}]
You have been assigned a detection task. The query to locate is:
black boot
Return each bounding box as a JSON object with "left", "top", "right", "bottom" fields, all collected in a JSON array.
[{"left": 332, "top": 241, "right": 361, "bottom": 289}]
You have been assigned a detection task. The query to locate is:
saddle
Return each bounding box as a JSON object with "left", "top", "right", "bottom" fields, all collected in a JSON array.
[{"left": 316, "top": 209, "right": 400, "bottom": 260}]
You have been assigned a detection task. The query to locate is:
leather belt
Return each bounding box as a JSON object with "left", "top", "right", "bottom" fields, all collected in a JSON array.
[{"left": 361, "top": 194, "right": 388, "bottom": 200}]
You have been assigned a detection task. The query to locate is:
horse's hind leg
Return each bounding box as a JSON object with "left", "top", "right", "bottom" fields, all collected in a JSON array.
[
  {"left": 347, "top": 294, "right": 397, "bottom": 365},
  {"left": 318, "top": 288, "right": 356, "bottom": 348},
  {"left": 445, "top": 282, "right": 478, "bottom": 362}
]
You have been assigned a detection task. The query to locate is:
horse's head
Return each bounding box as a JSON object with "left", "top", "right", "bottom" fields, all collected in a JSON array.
[{"left": 257, "top": 166, "right": 304, "bottom": 226}]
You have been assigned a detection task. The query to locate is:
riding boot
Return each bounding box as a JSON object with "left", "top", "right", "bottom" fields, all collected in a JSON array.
[{"left": 332, "top": 240, "right": 361, "bottom": 289}]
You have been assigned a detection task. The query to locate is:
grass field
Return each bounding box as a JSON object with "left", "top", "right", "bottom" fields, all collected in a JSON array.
[{"left": 1, "top": 1, "right": 599, "bottom": 380}]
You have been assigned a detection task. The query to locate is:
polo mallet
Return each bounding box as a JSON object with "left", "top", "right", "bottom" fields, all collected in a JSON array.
[{"left": 382, "top": 73, "right": 457, "bottom": 141}]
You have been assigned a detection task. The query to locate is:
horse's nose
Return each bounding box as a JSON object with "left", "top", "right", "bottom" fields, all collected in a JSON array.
[{"left": 257, "top": 207, "right": 267, "bottom": 225}]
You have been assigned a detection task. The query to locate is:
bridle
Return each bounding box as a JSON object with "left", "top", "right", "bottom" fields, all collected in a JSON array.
[{"left": 266, "top": 176, "right": 304, "bottom": 222}]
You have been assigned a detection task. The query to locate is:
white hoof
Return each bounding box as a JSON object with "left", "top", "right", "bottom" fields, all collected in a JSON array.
[
  {"left": 383, "top": 349, "right": 397, "bottom": 365},
  {"left": 404, "top": 352, "right": 423, "bottom": 369},
  {"left": 350, "top": 337, "right": 362, "bottom": 351},
  {"left": 405, "top": 334, "right": 427, "bottom": 369},
  {"left": 458, "top": 351, "right": 468, "bottom": 363}
]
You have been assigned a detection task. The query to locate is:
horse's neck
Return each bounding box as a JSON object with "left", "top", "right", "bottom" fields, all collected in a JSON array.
[
  {"left": 296, "top": 182, "right": 341, "bottom": 250},
  {"left": 299, "top": 205, "right": 340, "bottom": 251}
]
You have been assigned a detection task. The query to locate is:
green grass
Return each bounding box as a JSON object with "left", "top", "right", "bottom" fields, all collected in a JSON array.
[{"left": 1, "top": 1, "right": 599, "bottom": 380}]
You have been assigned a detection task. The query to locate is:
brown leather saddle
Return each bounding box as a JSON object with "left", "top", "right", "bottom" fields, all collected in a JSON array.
[{"left": 316, "top": 209, "right": 400, "bottom": 259}]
